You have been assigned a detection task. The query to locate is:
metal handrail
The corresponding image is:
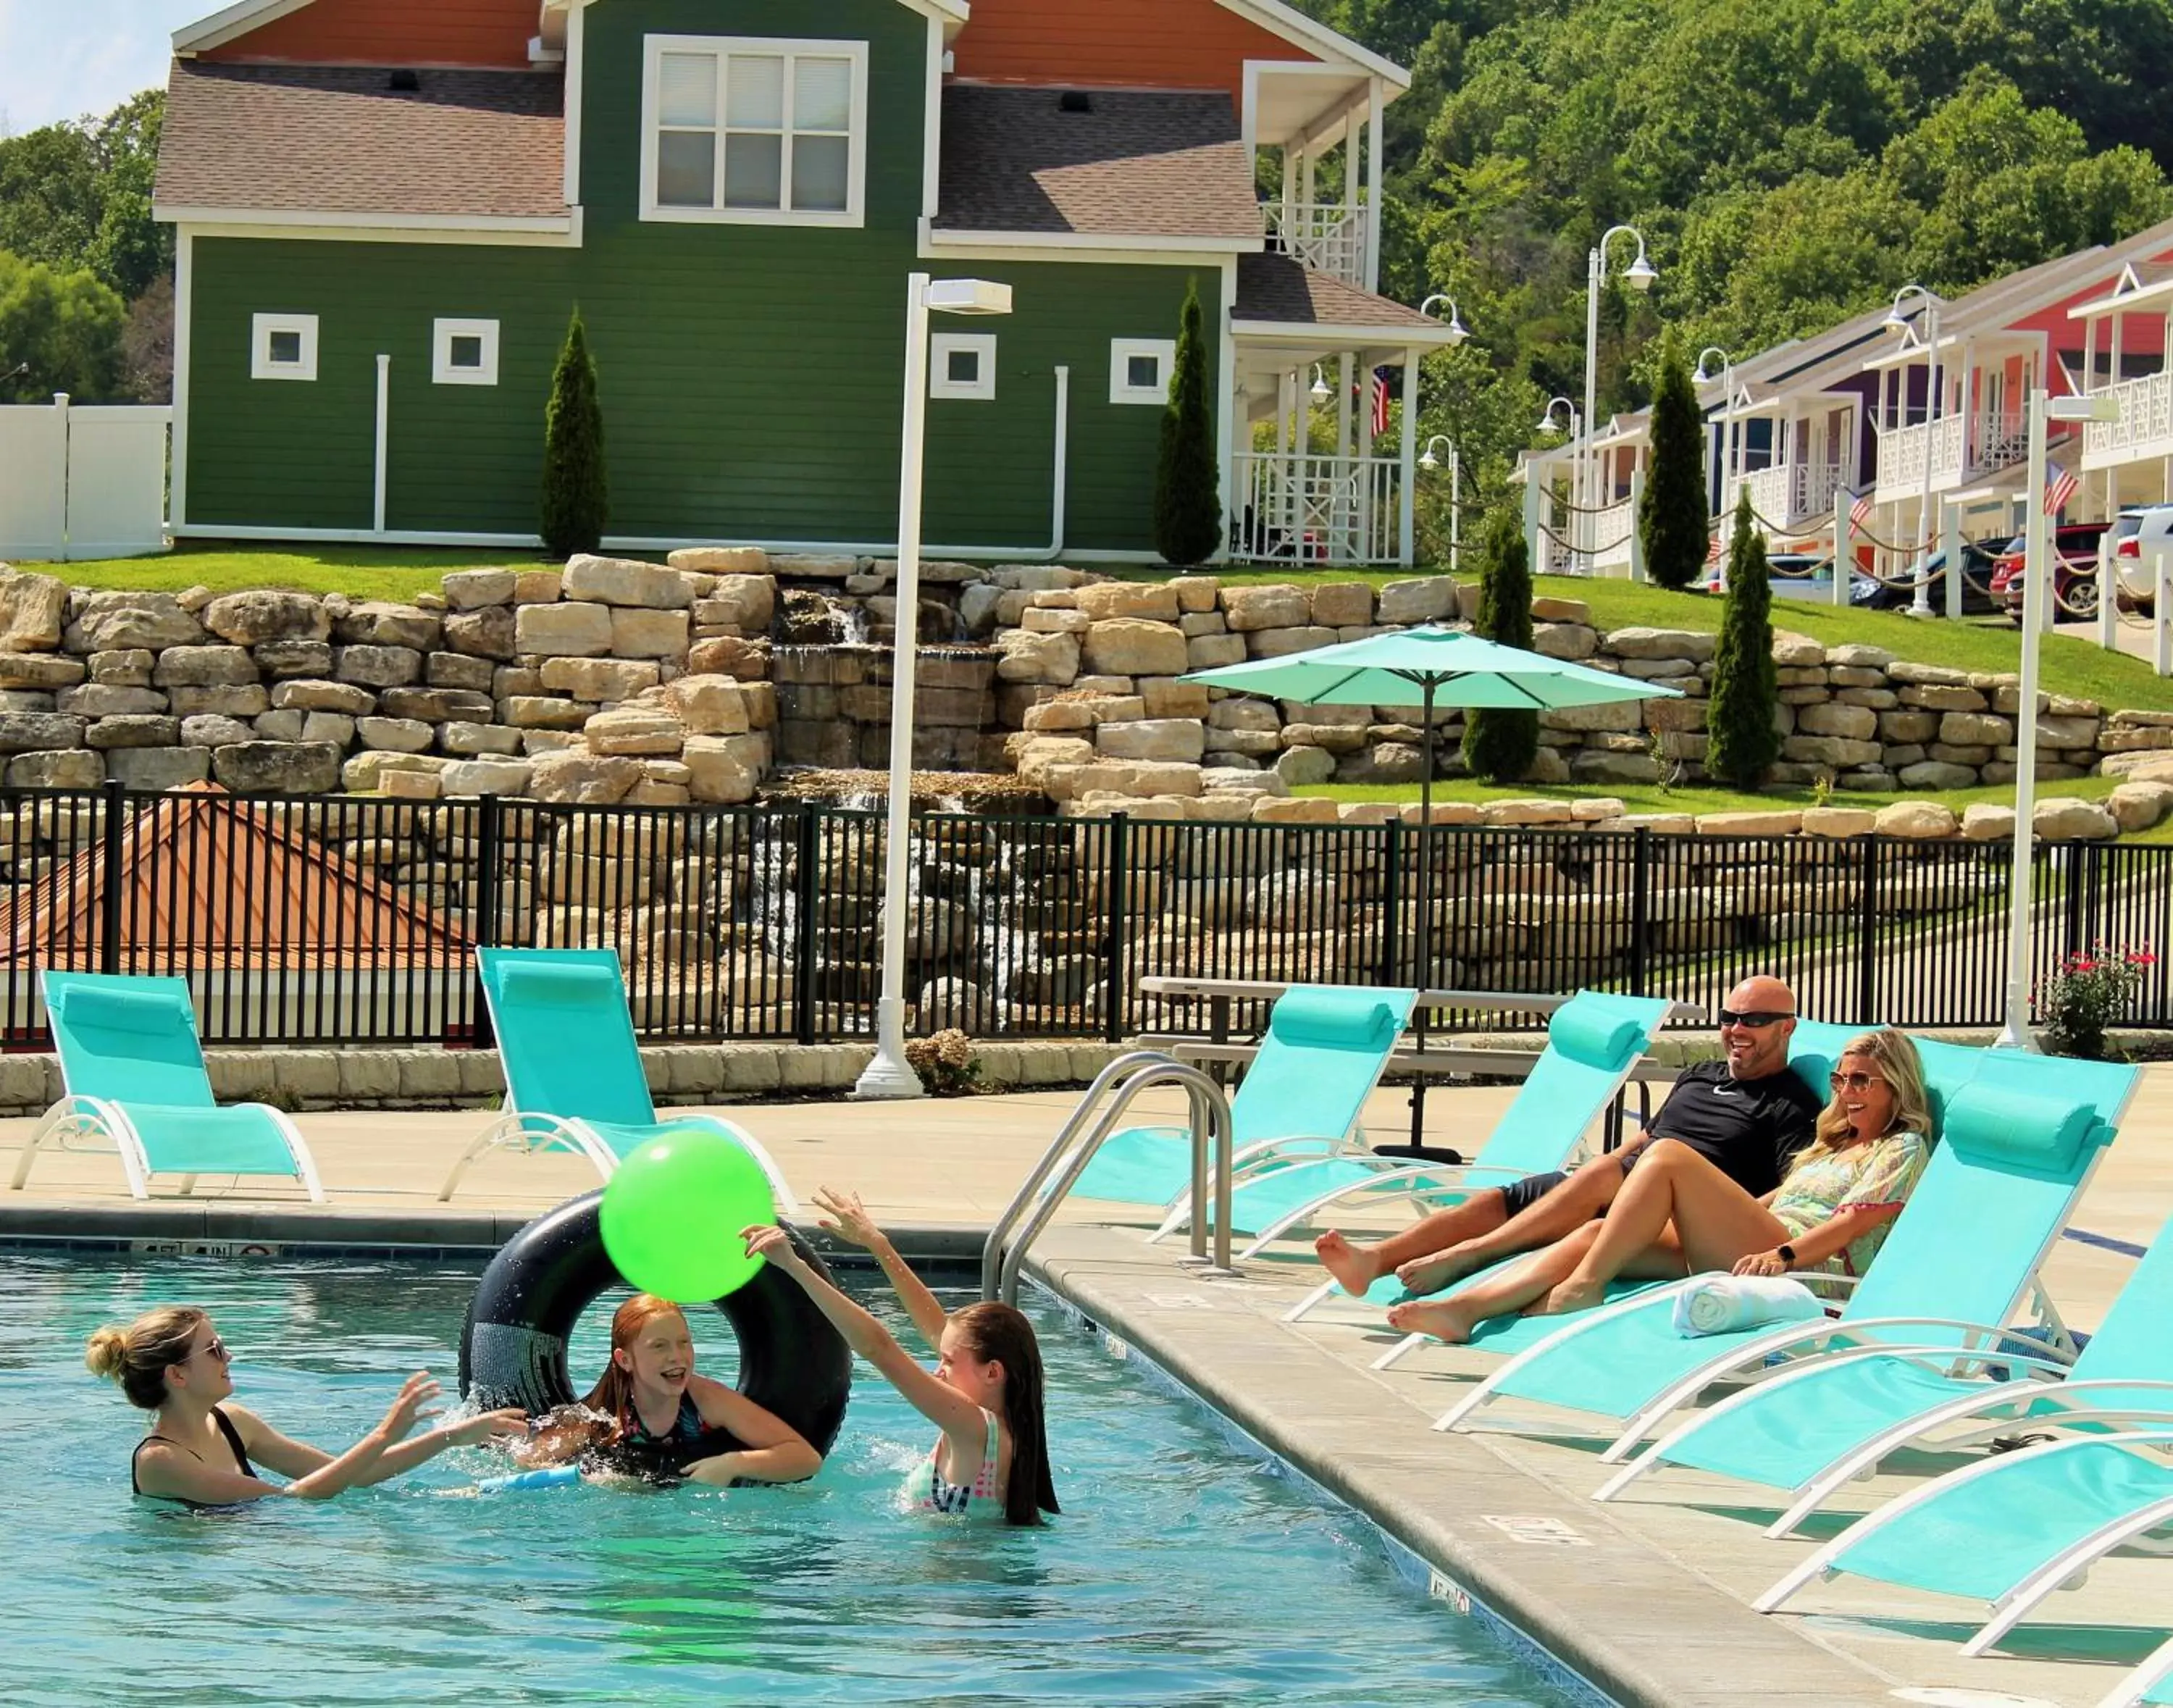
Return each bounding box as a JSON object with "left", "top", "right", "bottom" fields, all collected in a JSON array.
[{"left": 980, "top": 1051, "right": 1236, "bottom": 1304}]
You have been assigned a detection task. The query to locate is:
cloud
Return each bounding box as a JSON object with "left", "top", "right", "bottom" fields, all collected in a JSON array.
[{"left": 0, "top": 0, "right": 208, "bottom": 133}]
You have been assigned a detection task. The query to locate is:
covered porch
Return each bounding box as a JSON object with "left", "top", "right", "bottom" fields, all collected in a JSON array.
[{"left": 2072, "top": 261, "right": 2173, "bottom": 514}]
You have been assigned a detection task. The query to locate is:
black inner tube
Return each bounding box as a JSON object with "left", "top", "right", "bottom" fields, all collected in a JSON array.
[{"left": 460, "top": 1190, "right": 853, "bottom": 1467}]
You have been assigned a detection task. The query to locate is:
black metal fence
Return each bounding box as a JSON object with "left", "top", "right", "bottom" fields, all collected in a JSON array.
[{"left": 0, "top": 782, "right": 2166, "bottom": 1047}]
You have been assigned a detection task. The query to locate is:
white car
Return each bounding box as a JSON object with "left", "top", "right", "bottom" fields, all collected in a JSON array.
[{"left": 2103, "top": 506, "right": 2173, "bottom": 611}]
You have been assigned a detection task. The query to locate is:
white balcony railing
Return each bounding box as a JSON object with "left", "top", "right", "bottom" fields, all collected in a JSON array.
[
  {"left": 1972, "top": 409, "right": 2028, "bottom": 475},
  {"left": 1263, "top": 201, "right": 1368, "bottom": 288},
  {"left": 1730, "top": 462, "right": 1844, "bottom": 527},
  {"left": 1231, "top": 452, "right": 1401, "bottom": 565},
  {"left": 1876, "top": 414, "right": 1965, "bottom": 495},
  {"left": 2082, "top": 370, "right": 2173, "bottom": 464},
  {"left": 1591, "top": 497, "right": 1637, "bottom": 569}
]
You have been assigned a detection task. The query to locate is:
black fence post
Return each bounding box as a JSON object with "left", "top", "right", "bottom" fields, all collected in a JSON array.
[
  {"left": 1628, "top": 826, "right": 1651, "bottom": 998},
  {"left": 2062, "top": 841, "right": 2090, "bottom": 963},
  {"left": 470, "top": 795, "right": 502, "bottom": 1047},
  {"left": 1105, "top": 812, "right": 1131, "bottom": 1044},
  {"left": 1856, "top": 835, "right": 1880, "bottom": 1026},
  {"left": 794, "top": 803, "right": 819, "bottom": 1046},
  {"left": 1378, "top": 816, "right": 1402, "bottom": 988},
  {"left": 98, "top": 779, "right": 125, "bottom": 976}
]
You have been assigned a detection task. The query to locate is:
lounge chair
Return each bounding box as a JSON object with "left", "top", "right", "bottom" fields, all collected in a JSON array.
[
  {"left": 1066, "top": 982, "right": 1418, "bottom": 1208},
  {"left": 1272, "top": 992, "right": 1681, "bottom": 1318},
  {"left": 1594, "top": 1204, "right": 2173, "bottom": 1536},
  {"left": 438, "top": 948, "right": 798, "bottom": 1213},
  {"left": 2098, "top": 1634, "right": 2173, "bottom": 1707},
  {"left": 9, "top": 972, "right": 323, "bottom": 1202},
  {"left": 1419, "top": 1047, "right": 2133, "bottom": 1462}
]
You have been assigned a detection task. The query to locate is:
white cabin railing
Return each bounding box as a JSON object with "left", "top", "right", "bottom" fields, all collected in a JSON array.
[
  {"left": 1876, "top": 414, "right": 1965, "bottom": 496},
  {"left": 1730, "top": 462, "right": 1843, "bottom": 527},
  {"left": 1591, "top": 497, "right": 1637, "bottom": 570},
  {"left": 1262, "top": 201, "right": 1368, "bottom": 288},
  {"left": 1230, "top": 452, "right": 1401, "bottom": 566},
  {"left": 2082, "top": 369, "right": 2173, "bottom": 466}
]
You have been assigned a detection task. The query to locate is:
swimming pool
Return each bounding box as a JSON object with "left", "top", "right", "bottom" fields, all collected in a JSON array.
[{"left": 7, "top": 1250, "right": 1593, "bottom": 1705}]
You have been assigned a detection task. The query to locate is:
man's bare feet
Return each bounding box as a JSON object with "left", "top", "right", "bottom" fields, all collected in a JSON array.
[
  {"left": 1384, "top": 1296, "right": 1483, "bottom": 1344},
  {"left": 1539, "top": 1277, "right": 1606, "bottom": 1317},
  {"left": 1313, "top": 1230, "right": 1377, "bottom": 1296},
  {"left": 1396, "top": 1243, "right": 1483, "bottom": 1297}
]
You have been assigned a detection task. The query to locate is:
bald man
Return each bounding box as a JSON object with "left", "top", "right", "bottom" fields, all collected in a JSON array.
[{"left": 1314, "top": 975, "right": 1823, "bottom": 1302}]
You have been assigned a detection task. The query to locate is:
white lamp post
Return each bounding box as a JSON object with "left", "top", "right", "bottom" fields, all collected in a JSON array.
[
  {"left": 1882, "top": 285, "right": 1944, "bottom": 617},
  {"left": 1536, "top": 397, "right": 1580, "bottom": 577},
  {"left": 854, "top": 273, "right": 1014, "bottom": 1101},
  {"left": 1419, "top": 435, "right": 1460, "bottom": 572},
  {"left": 1996, "top": 387, "right": 2120, "bottom": 1052},
  {"left": 1417, "top": 293, "right": 1470, "bottom": 348},
  {"left": 1693, "top": 346, "right": 1735, "bottom": 514},
  {"left": 1582, "top": 226, "right": 1655, "bottom": 573}
]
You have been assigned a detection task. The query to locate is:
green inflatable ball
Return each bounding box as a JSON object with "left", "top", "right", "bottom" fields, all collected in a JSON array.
[{"left": 600, "top": 1129, "right": 776, "bottom": 1302}]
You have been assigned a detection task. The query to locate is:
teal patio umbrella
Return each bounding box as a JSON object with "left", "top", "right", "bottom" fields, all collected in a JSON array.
[{"left": 1184, "top": 623, "right": 1683, "bottom": 1137}]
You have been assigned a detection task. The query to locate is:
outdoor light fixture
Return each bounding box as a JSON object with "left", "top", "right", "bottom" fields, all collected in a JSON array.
[
  {"left": 1420, "top": 434, "right": 1462, "bottom": 572},
  {"left": 1418, "top": 294, "right": 1469, "bottom": 348},
  {"left": 1578, "top": 227, "right": 1655, "bottom": 573},
  {"left": 1536, "top": 395, "right": 1580, "bottom": 436},
  {"left": 1694, "top": 346, "right": 1739, "bottom": 504},
  {"left": 855, "top": 275, "right": 1016, "bottom": 1102},
  {"left": 1310, "top": 364, "right": 1333, "bottom": 405},
  {"left": 1885, "top": 283, "right": 1945, "bottom": 615}
]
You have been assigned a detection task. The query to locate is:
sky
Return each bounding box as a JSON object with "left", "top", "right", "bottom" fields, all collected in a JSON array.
[{"left": 0, "top": 0, "right": 210, "bottom": 134}]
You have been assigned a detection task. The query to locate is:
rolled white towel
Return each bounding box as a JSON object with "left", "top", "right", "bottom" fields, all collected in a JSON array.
[{"left": 1671, "top": 1275, "right": 1826, "bottom": 1337}]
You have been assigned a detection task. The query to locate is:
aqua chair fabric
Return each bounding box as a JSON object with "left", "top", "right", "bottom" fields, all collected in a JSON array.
[
  {"left": 481, "top": 949, "right": 662, "bottom": 1137},
  {"left": 44, "top": 973, "right": 306, "bottom": 1181},
  {"left": 1070, "top": 983, "right": 1418, "bottom": 1205}
]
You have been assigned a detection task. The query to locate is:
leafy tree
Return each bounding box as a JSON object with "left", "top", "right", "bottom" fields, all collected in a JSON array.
[
  {"left": 120, "top": 275, "right": 174, "bottom": 403},
  {"left": 0, "top": 92, "right": 170, "bottom": 301},
  {"left": 540, "top": 309, "right": 608, "bottom": 558},
  {"left": 0, "top": 250, "right": 124, "bottom": 403},
  {"left": 1638, "top": 328, "right": 1707, "bottom": 590},
  {"left": 1704, "top": 491, "right": 1783, "bottom": 788},
  {"left": 1461, "top": 504, "right": 1540, "bottom": 782},
  {"left": 1152, "top": 277, "right": 1221, "bottom": 566}
]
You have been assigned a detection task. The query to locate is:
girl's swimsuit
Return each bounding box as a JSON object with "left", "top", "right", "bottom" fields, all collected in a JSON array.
[
  {"left": 602, "top": 1392, "right": 745, "bottom": 1481},
  {"left": 903, "top": 1408, "right": 1005, "bottom": 1520},
  {"left": 131, "top": 1405, "right": 254, "bottom": 1496}
]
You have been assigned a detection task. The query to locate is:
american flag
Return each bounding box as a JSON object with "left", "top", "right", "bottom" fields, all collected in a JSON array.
[
  {"left": 1848, "top": 490, "right": 1872, "bottom": 532},
  {"left": 1371, "top": 367, "right": 1392, "bottom": 439},
  {"left": 2043, "top": 459, "right": 2077, "bottom": 517},
  {"left": 1705, "top": 530, "right": 1724, "bottom": 565}
]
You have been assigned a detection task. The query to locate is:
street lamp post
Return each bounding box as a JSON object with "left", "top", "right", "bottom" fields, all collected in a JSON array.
[
  {"left": 1693, "top": 347, "right": 1735, "bottom": 516},
  {"left": 1536, "top": 397, "right": 1580, "bottom": 576},
  {"left": 1996, "top": 386, "right": 2120, "bottom": 1052},
  {"left": 1419, "top": 435, "right": 1460, "bottom": 572},
  {"left": 854, "top": 273, "right": 1015, "bottom": 1101},
  {"left": 1883, "top": 285, "right": 1944, "bottom": 617},
  {"left": 1416, "top": 294, "right": 1470, "bottom": 348},
  {"left": 1582, "top": 227, "right": 1656, "bottom": 573}
]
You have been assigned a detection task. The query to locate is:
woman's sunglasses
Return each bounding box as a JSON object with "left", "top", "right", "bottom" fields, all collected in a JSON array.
[
  {"left": 195, "top": 1336, "right": 231, "bottom": 1363},
  {"left": 1828, "top": 1072, "right": 1886, "bottom": 1093}
]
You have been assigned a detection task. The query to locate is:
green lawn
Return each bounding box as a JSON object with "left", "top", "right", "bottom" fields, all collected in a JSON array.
[{"left": 14, "top": 544, "right": 553, "bottom": 599}]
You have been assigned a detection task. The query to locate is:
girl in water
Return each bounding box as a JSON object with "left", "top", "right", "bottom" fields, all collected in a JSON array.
[
  {"left": 523, "top": 1294, "right": 821, "bottom": 1486},
  {"left": 86, "top": 1305, "right": 526, "bottom": 1504},
  {"left": 743, "top": 1186, "right": 1058, "bottom": 1526}
]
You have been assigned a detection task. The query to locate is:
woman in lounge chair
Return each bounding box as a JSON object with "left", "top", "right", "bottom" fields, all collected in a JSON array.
[
  {"left": 743, "top": 1186, "right": 1060, "bottom": 1527},
  {"left": 87, "top": 1305, "right": 526, "bottom": 1504},
  {"left": 1386, "top": 1028, "right": 1933, "bottom": 1344},
  {"left": 519, "top": 1294, "right": 821, "bottom": 1486}
]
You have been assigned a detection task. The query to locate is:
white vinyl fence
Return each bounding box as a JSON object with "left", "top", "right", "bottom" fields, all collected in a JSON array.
[{"left": 0, "top": 395, "right": 169, "bottom": 561}]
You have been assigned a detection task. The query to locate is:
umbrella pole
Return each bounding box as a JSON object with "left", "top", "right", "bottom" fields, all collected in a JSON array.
[{"left": 1410, "top": 680, "right": 1435, "bottom": 1146}]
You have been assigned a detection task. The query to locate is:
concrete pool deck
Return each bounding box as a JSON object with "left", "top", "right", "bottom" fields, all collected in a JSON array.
[{"left": 5, "top": 1070, "right": 2171, "bottom": 1708}]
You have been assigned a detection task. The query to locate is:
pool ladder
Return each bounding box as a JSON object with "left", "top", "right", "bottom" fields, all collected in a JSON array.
[{"left": 980, "top": 1051, "right": 1236, "bottom": 1305}]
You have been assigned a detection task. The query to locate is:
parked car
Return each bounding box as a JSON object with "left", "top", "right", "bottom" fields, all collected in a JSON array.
[
  {"left": 1850, "top": 541, "right": 2004, "bottom": 615},
  {"left": 1698, "top": 551, "right": 1859, "bottom": 600},
  {"left": 1989, "top": 521, "right": 2115, "bottom": 622},
  {"left": 2100, "top": 505, "right": 2173, "bottom": 613}
]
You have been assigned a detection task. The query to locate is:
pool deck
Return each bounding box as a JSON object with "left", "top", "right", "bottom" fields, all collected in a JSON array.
[{"left": 7, "top": 1070, "right": 2171, "bottom": 1708}]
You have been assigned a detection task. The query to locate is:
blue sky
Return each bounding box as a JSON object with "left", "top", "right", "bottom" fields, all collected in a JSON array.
[{"left": 0, "top": 0, "right": 209, "bottom": 133}]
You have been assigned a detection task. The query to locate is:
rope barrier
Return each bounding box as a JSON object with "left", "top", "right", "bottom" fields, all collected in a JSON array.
[{"left": 1536, "top": 522, "right": 1635, "bottom": 555}]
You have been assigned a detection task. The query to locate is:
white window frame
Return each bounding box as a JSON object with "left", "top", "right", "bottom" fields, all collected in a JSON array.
[
  {"left": 251, "top": 312, "right": 318, "bottom": 382},
  {"left": 929, "top": 332, "right": 997, "bottom": 402},
  {"left": 1110, "top": 338, "right": 1177, "bottom": 406},
  {"left": 432, "top": 318, "right": 501, "bottom": 386},
  {"left": 639, "top": 34, "right": 869, "bottom": 228}
]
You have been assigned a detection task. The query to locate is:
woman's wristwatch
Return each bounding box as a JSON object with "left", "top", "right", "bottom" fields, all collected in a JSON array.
[{"left": 1776, "top": 1244, "right": 1797, "bottom": 1266}]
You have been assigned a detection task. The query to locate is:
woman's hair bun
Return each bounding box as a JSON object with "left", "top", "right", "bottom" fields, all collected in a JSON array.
[{"left": 84, "top": 1324, "right": 130, "bottom": 1381}]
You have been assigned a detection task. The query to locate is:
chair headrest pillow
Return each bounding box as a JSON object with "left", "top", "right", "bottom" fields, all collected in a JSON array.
[
  {"left": 1546, "top": 997, "right": 1645, "bottom": 1068},
  {"left": 1941, "top": 1081, "right": 2098, "bottom": 1175},
  {"left": 1271, "top": 987, "right": 1405, "bottom": 1051},
  {"left": 62, "top": 987, "right": 188, "bottom": 1037},
  {"left": 500, "top": 960, "right": 621, "bottom": 1008}
]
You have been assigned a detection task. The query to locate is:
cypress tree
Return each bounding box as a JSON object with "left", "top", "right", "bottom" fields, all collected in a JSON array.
[
  {"left": 1639, "top": 327, "right": 1708, "bottom": 591},
  {"left": 1704, "top": 490, "right": 1783, "bottom": 789},
  {"left": 1461, "top": 504, "right": 1540, "bottom": 784},
  {"left": 541, "top": 307, "right": 608, "bottom": 558},
  {"left": 1152, "top": 277, "right": 1222, "bottom": 566}
]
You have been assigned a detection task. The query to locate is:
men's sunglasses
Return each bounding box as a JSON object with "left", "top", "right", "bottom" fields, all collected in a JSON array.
[{"left": 1717, "top": 1008, "right": 1793, "bottom": 1029}]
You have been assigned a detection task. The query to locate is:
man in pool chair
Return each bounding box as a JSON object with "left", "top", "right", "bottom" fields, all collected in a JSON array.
[{"left": 1313, "top": 976, "right": 1822, "bottom": 1307}]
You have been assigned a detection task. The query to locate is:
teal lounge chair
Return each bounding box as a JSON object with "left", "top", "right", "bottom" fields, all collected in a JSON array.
[
  {"left": 1067, "top": 983, "right": 1418, "bottom": 1210},
  {"left": 1270, "top": 992, "right": 1682, "bottom": 1315},
  {"left": 2098, "top": 1634, "right": 2173, "bottom": 1707},
  {"left": 439, "top": 948, "right": 798, "bottom": 1214},
  {"left": 9, "top": 972, "right": 323, "bottom": 1202},
  {"left": 1422, "top": 1047, "right": 2133, "bottom": 1462},
  {"left": 1595, "top": 1206, "right": 2173, "bottom": 1536},
  {"left": 1753, "top": 1427, "right": 2173, "bottom": 1656}
]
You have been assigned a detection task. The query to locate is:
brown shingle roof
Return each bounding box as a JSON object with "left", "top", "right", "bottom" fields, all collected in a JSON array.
[
  {"left": 156, "top": 59, "right": 565, "bottom": 219},
  {"left": 1234, "top": 254, "right": 1444, "bottom": 329},
  {"left": 934, "top": 85, "right": 1257, "bottom": 240}
]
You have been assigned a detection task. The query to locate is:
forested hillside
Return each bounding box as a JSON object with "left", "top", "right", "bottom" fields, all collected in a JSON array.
[{"left": 1297, "top": 0, "right": 2173, "bottom": 551}]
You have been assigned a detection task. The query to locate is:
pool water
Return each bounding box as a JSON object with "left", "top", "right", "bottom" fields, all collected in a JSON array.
[{"left": 4, "top": 1252, "right": 1590, "bottom": 1706}]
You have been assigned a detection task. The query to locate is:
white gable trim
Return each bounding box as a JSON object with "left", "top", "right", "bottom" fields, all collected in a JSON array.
[
  {"left": 1218, "top": 0, "right": 1408, "bottom": 88},
  {"left": 174, "top": 0, "right": 315, "bottom": 54}
]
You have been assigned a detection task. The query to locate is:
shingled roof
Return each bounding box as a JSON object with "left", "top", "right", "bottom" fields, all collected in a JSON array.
[
  {"left": 156, "top": 59, "right": 566, "bottom": 219},
  {"left": 934, "top": 85, "right": 1257, "bottom": 240},
  {"left": 1234, "top": 254, "right": 1447, "bottom": 330}
]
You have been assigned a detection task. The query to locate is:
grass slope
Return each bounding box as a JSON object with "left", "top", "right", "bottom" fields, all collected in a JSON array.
[{"left": 20, "top": 545, "right": 553, "bottom": 599}]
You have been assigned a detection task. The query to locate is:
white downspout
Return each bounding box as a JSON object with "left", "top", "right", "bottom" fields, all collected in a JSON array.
[{"left": 924, "top": 364, "right": 1068, "bottom": 560}]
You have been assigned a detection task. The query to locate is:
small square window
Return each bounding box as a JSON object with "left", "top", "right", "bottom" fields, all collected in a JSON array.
[
  {"left": 433, "top": 318, "right": 501, "bottom": 387},
  {"left": 251, "top": 312, "right": 318, "bottom": 382},
  {"left": 930, "top": 332, "right": 997, "bottom": 402},
  {"left": 1110, "top": 338, "right": 1176, "bottom": 406}
]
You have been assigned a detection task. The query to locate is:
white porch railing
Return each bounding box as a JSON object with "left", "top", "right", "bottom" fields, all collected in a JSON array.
[
  {"left": 1231, "top": 452, "right": 1401, "bottom": 566},
  {"left": 1591, "top": 498, "right": 1637, "bottom": 569},
  {"left": 1972, "top": 409, "right": 2028, "bottom": 475},
  {"left": 1875, "top": 414, "right": 1965, "bottom": 496},
  {"left": 2082, "top": 370, "right": 2173, "bottom": 467},
  {"left": 1262, "top": 201, "right": 1368, "bottom": 289},
  {"left": 1730, "top": 462, "right": 1843, "bottom": 527}
]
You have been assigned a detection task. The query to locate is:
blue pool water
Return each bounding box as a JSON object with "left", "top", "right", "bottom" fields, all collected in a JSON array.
[{"left": 4, "top": 1252, "right": 1590, "bottom": 1705}]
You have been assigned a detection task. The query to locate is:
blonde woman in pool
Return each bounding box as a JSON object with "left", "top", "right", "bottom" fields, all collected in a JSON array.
[{"left": 87, "top": 1305, "right": 526, "bottom": 1504}]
